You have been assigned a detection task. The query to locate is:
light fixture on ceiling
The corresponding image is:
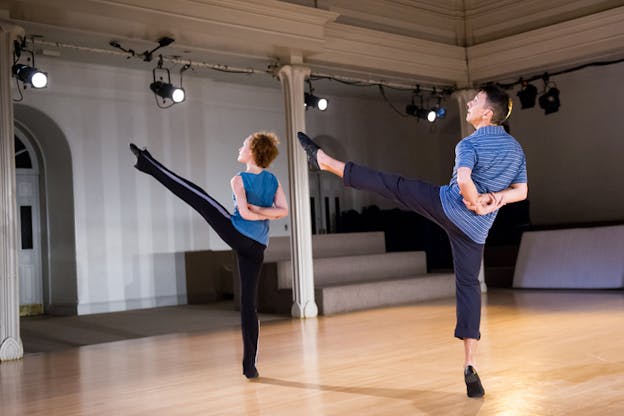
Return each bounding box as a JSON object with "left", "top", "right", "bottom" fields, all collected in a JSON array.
[
  {"left": 538, "top": 74, "right": 560, "bottom": 115},
  {"left": 517, "top": 78, "right": 538, "bottom": 109},
  {"left": 406, "top": 86, "right": 445, "bottom": 123},
  {"left": 150, "top": 55, "right": 186, "bottom": 108},
  {"left": 12, "top": 37, "right": 48, "bottom": 95},
  {"left": 12, "top": 63, "right": 47, "bottom": 88},
  {"left": 304, "top": 79, "right": 328, "bottom": 111},
  {"left": 426, "top": 91, "right": 447, "bottom": 123}
]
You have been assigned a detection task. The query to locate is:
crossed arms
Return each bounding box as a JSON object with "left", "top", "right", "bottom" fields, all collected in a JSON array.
[
  {"left": 457, "top": 167, "right": 528, "bottom": 216},
  {"left": 231, "top": 175, "right": 289, "bottom": 221}
]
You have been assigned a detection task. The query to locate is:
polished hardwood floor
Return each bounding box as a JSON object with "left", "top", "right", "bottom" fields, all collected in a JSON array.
[{"left": 2, "top": 290, "right": 624, "bottom": 415}]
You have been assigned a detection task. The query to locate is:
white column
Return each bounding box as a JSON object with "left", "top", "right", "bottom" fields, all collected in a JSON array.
[
  {"left": 453, "top": 89, "right": 487, "bottom": 293},
  {"left": 277, "top": 65, "right": 318, "bottom": 318},
  {"left": 0, "top": 21, "right": 24, "bottom": 361}
]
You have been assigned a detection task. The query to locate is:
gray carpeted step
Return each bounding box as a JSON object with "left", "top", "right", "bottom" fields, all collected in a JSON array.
[
  {"left": 276, "top": 251, "right": 428, "bottom": 289},
  {"left": 316, "top": 273, "right": 456, "bottom": 315}
]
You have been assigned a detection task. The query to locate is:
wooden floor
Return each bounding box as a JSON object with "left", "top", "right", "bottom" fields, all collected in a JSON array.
[{"left": 2, "top": 290, "right": 624, "bottom": 415}]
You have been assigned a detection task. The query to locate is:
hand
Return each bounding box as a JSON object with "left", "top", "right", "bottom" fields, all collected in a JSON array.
[{"left": 463, "top": 193, "right": 500, "bottom": 215}]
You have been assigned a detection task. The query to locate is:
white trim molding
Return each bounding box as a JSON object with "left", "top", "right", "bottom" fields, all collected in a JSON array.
[{"left": 467, "top": 6, "right": 624, "bottom": 83}]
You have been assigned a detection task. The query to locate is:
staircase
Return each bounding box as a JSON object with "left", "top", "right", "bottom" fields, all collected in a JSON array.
[{"left": 254, "top": 232, "right": 455, "bottom": 315}]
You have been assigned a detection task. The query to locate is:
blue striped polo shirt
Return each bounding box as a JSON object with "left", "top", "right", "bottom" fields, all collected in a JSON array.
[
  {"left": 439, "top": 125, "right": 527, "bottom": 244},
  {"left": 231, "top": 170, "right": 278, "bottom": 246}
]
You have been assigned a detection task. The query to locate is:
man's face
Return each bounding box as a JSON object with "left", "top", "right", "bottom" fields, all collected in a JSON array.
[{"left": 466, "top": 92, "right": 492, "bottom": 125}]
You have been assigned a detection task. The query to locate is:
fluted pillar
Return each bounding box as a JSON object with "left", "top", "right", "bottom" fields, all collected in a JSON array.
[
  {"left": 0, "top": 21, "right": 24, "bottom": 361},
  {"left": 453, "top": 89, "right": 487, "bottom": 293},
  {"left": 277, "top": 65, "right": 318, "bottom": 318}
]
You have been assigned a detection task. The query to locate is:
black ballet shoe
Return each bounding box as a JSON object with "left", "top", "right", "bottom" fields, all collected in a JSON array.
[
  {"left": 296, "top": 132, "right": 321, "bottom": 171},
  {"left": 129, "top": 142, "right": 142, "bottom": 158},
  {"left": 464, "top": 365, "right": 485, "bottom": 398},
  {"left": 244, "top": 367, "right": 259, "bottom": 379}
]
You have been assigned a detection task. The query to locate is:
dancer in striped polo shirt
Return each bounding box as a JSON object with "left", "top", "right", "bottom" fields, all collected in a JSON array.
[{"left": 297, "top": 85, "right": 527, "bottom": 398}]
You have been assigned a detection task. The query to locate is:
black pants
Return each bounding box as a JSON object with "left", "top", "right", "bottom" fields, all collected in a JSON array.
[
  {"left": 344, "top": 162, "right": 484, "bottom": 340},
  {"left": 135, "top": 149, "right": 265, "bottom": 374}
]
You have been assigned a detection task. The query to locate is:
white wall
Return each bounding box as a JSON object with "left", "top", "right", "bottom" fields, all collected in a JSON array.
[
  {"left": 17, "top": 57, "right": 455, "bottom": 314},
  {"left": 18, "top": 56, "right": 621, "bottom": 314},
  {"left": 507, "top": 62, "right": 624, "bottom": 225}
]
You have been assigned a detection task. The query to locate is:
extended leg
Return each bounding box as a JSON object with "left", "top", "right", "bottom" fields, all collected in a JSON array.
[
  {"left": 296, "top": 133, "right": 444, "bottom": 223},
  {"left": 131, "top": 144, "right": 240, "bottom": 248}
]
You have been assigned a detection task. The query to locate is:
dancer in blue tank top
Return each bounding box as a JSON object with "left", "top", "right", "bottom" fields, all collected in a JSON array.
[
  {"left": 130, "top": 132, "right": 288, "bottom": 379},
  {"left": 297, "top": 85, "right": 528, "bottom": 398}
]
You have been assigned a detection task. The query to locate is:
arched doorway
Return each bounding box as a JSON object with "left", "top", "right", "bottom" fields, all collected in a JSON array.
[
  {"left": 15, "top": 130, "right": 43, "bottom": 316},
  {"left": 14, "top": 104, "right": 78, "bottom": 316}
]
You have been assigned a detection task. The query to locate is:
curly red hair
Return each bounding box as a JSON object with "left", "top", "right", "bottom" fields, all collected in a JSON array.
[{"left": 249, "top": 131, "right": 279, "bottom": 168}]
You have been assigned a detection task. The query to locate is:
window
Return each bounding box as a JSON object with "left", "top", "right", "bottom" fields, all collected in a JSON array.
[{"left": 15, "top": 136, "right": 33, "bottom": 169}]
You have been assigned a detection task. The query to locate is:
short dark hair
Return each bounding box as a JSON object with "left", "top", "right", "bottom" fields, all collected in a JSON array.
[
  {"left": 250, "top": 131, "right": 279, "bottom": 168},
  {"left": 479, "top": 85, "right": 512, "bottom": 125}
]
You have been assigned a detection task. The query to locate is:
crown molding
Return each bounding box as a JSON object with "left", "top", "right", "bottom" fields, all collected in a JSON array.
[
  {"left": 467, "top": 6, "right": 624, "bottom": 83},
  {"left": 307, "top": 22, "right": 468, "bottom": 86},
  {"left": 5, "top": 0, "right": 339, "bottom": 58}
]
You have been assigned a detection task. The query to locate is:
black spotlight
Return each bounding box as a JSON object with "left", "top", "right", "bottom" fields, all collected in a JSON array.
[
  {"left": 427, "top": 102, "right": 447, "bottom": 122},
  {"left": 304, "top": 79, "right": 328, "bottom": 111},
  {"left": 539, "top": 86, "right": 560, "bottom": 115},
  {"left": 150, "top": 55, "right": 185, "bottom": 108},
  {"left": 517, "top": 81, "right": 537, "bottom": 109},
  {"left": 12, "top": 63, "right": 48, "bottom": 88},
  {"left": 304, "top": 92, "right": 328, "bottom": 111},
  {"left": 405, "top": 103, "right": 428, "bottom": 119},
  {"left": 150, "top": 81, "right": 185, "bottom": 103}
]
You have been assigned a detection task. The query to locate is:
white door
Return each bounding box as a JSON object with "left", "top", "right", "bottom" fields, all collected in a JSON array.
[{"left": 15, "top": 134, "right": 43, "bottom": 316}]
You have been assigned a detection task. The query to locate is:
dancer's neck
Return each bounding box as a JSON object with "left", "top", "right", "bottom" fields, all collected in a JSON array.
[{"left": 246, "top": 164, "right": 263, "bottom": 174}]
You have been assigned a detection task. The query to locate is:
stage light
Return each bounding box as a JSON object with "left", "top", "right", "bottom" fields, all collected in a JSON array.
[
  {"left": 517, "top": 80, "right": 537, "bottom": 109},
  {"left": 150, "top": 81, "right": 185, "bottom": 103},
  {"left": 317, "top": 97, "right": 328, "bottom": 111},
  {"left": 539, "top": 86, "right": 560, "bottom": 115},
  {"left": 405, "top": 103, "right": 429, "bottom": 120},
  {"left": 150, "top": 55, "right": 187, "bottom": 108},
  {"left": 427, "top": 109, "right": 437, "bottom": 122},
  {"left": 426, "top": 106, "right": 446, "bottom": 122},
  {"left": 12, "top": 64, "right": 48, "bottom": 88},
  {"left": 537, "top": 74, "right": 560, "bottom": 115},
  {"left": 304, "top": 93, "right": 328, "bottom": 111},
  {"left": 304, "top": 79, "right": 328, "bottom": 111},
  {"left": 12, "top": 37, "right": 48, "bottom": 94}
]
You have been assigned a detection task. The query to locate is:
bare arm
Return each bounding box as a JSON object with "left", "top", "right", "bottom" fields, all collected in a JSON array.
[
  {"left": 248, "top": 182, "right": 289, "bottom": 220},
  {"left": 230, "top": 175, "right": 268, "bottom": 221},
  {"left": 457, "top": 167, "right": 480, "bottom": 207},
  {"left": 459, "top": 167, "right": 528, "bottom": 215},
  {"left": 492, "top": 182, "right": 528, "bottom": 207}
]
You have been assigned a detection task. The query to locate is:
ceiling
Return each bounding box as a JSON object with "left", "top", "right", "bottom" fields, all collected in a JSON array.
[{"left": 2, "top": 0, "right": 623, "bottom": 99}]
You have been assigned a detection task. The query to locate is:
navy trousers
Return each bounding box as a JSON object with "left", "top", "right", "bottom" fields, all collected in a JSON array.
[
  {"left": 135, "top": 149, "right": 264, "bottom": 375},
  {"left": 344, "top": 162, "right": 484, "bottom": 340}
]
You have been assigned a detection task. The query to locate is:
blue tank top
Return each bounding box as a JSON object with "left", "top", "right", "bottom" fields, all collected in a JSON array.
[{"left": 231, "top": 170, "right": 278, "bottom": 246}]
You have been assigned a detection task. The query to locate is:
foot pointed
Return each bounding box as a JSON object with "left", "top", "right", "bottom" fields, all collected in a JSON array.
[{"left": 296, "top": 132, "right": 321, "bottom": 171}]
